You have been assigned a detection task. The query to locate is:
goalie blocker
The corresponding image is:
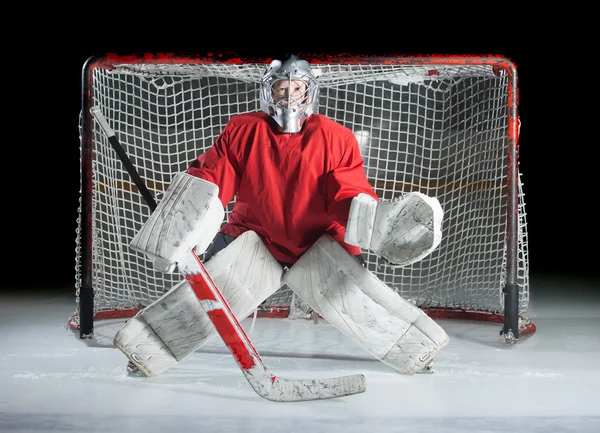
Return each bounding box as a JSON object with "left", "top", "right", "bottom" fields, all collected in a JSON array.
[{"left": 129, "top": 172, "right": 225, "bottom": 273}]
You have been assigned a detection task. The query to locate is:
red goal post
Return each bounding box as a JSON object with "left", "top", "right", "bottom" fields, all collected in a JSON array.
[{"left": 71, "top": 53, "right": 534, "bottom": 343}]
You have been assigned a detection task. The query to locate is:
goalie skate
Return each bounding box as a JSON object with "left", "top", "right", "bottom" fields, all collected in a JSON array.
[
  {"left": 126, "top": 360, "right": 142, "bottom": 375},
  {"left": 417, "top": 360, "right": 434, "bottom": 374}
]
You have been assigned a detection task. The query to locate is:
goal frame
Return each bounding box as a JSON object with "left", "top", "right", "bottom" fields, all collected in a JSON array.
[{"left": 74, "top": 52, "right": 533, "bottom": 343}]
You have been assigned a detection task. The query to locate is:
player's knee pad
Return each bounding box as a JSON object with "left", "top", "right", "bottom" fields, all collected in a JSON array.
[
  {"left": 282, "top": 235, "right": 449, "bottom": 375},
  {"left": 114, "top": 230, "right": 284, "bottom": 376}
]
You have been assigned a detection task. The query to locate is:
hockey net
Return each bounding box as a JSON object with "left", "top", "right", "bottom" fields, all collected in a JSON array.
[{"left": 71, "top": 53, "right": 533, "bottom": 341}]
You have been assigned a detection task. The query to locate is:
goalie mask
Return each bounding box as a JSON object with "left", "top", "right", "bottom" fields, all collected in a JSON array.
[{"left": 260, "top": 54, "right": 319, "bottom": 133}]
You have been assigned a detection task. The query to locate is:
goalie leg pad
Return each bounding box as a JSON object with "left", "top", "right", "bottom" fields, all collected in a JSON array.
[
  {"left": 114, "top": 230, "right": 284, "bottom": 376},
  {"left": 282, "top": 235, "right": 449, "bottom": 375},
  {"left": 113, "top": 279, "right": 193, "bottom": 376}
]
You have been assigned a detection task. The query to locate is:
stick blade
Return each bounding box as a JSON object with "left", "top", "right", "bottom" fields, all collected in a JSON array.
[
  {"left": 245, "top": 367, "right": 366, "bottom": 402},
  {"left": 269, "top": 374, "right": 367, "bottom": 402}
]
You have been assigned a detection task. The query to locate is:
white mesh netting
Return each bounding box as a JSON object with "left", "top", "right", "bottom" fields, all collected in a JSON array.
[{"left": 73, "top": 56, "right": 529, "bottom": 328}]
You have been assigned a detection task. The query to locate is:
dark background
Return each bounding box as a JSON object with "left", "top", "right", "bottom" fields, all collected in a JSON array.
[{"left": 5, "top": 7, "right": 597, "bottom": 292}]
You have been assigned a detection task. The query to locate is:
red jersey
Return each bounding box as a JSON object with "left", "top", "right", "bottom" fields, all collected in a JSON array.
[{"left": 186, "top": 111, "right": 379, "bottom": 264}]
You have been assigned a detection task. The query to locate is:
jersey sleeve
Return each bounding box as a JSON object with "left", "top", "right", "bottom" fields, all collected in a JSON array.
[
  {"left": 327, "top": 134, "right": 379, "bottom": 227},
  {"left": 186, "top": 125, "right": 240, "bottom": 207}
]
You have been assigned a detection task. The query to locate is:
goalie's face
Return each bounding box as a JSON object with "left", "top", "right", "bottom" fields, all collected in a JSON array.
[
  {"left": 259, "top": 54, "right": 319, "bottom": 133},
  {"left": 271, "top": 79, "right": 309, "bottom": 107}
]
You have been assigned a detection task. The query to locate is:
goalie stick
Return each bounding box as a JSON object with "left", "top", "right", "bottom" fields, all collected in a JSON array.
[{"left": 89, "top": 106, "right": 366, "bottom": 402}]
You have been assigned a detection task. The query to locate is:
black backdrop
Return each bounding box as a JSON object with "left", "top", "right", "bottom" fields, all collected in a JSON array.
[{"left": 5, "top": 6, "right": 596, "bottom": 290}]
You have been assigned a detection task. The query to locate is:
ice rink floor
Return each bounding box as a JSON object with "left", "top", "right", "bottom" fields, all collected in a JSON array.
[{"left": 1, "top": 274, "right": 598, "bottom": 433}]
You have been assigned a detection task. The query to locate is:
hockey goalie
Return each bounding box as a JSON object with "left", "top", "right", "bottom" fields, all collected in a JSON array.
[{"left": 114, "top": 53, "right": 450, "bottom": 378}]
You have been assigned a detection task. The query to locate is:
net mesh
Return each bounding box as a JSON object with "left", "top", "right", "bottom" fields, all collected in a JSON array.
[{"left": 73, "top": 57, "right": 529, "bottom": 327}]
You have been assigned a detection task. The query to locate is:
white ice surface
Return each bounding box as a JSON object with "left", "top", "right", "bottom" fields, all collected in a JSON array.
[{"left": 0, "top": 275, "right": 599, "bottom": 433}]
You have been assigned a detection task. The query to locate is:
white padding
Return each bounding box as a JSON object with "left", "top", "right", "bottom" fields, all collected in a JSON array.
[
  {"left": 282, "top": 235, "right": 449, "bottom": 375},
  {"left": 113, "top": 280, "right": 191, "bottom": 376},
  {"left": 370, "top": 192, "right": 443, "bottom": 267},
  {"left": 345, "top": 191, "right": 444, "bottom": 267},
  {"left": 114, "top": 230, "right": 284, "bottom": 376},
  {"left": 344, "top": 193, "right": 377, "bottom": 249},
  {"left": 130, "top": 172, "right": 225, "bottom": 273}
]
